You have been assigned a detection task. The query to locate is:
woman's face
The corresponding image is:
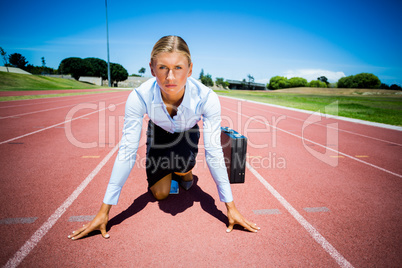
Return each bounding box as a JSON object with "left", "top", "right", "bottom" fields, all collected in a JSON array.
[{"left": 150, "top": 52, "right": 193, "bottom": 100}]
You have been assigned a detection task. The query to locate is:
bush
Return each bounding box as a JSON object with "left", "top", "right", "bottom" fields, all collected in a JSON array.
[
  {"left": 268, "top": 76, "right": 290, "bottom": 90},
  {"left": 289, "top": 77, "right": 308, "bottom": 87},
  {"left": 201, "top": 73, "right": 213, "bottom": 87},
  {"left": 215, "top": 77, "right": 229, "bottom": 88}
]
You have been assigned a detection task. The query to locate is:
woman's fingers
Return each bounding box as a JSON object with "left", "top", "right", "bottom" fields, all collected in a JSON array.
[
  {"left": 244, "top": 219, "right": 260, "bottom": 231},
  {"left": 99, "top": 224, "right": 110, "bottom": 239},
  {"left": 68, "top": 224, "right": 93, "bottom": 240},
  {"left": 226, "top": 215, "right": 260, "bottom": 233}
]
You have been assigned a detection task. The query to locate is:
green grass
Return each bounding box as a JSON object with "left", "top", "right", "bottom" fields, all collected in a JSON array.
[
  {"left": 214, "top": 89, "right": 402, "bottom": 126},
  {"left": 0, "top": 90, "right": 121, "bottom": 102},
  {"left": 0, "top": 71, "right": 102, "bottom": 91}
]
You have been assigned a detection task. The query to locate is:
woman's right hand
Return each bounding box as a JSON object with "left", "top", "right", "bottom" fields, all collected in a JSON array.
[{"left": 68, "top": 203, "right": 112, "bottom": 240}]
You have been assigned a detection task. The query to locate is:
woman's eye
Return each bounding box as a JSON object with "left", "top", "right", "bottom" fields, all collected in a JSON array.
[{"left": 175, "top": 66, "right": 182, "bottom": 70}]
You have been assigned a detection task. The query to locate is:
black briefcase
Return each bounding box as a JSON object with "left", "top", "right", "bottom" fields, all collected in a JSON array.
[{"left": 221, "top": 127, "right": 247, "bottom": 183}]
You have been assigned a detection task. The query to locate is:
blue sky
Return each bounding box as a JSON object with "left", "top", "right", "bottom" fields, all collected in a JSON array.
[{"left": 1, "top": 0, "right": 401, "bottom": 85}]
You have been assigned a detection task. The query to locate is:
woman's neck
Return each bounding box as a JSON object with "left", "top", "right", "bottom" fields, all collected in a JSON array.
[
  {"left": 161, "top": 88, "right": 185, "bottom": 107},
  {"left": 161, "top": 88, "right": 185, "bottom": 118}
]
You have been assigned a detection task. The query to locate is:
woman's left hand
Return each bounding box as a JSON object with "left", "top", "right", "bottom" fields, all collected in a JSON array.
[{"left": 225, "top": 201, "right": 260, "bottom": 233}]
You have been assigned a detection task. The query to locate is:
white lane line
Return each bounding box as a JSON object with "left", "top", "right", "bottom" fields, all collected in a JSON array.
[
  {"left": 219, "top": 96, "right": 402, "bottom": 146},
  {"left": 0, "top": 101, "right": 125, "bottom": 145},
  {"left": 253, "top": 209, "right": 281, "bottom": 215},
  {"left": 0, "top": 91, "right": 128, "bottom": 109},
  {"left": 223, "top": 106, "right": 402, "bottom": 178},
  {"left": 247, "top": 162, "right": 354, "bottom": 268},
  {"left": 4, "top": 143, "right": 120, "bottom": 268},
  {"left": 0, "top": 95, "right": 125, "bottom": 120},
  {"left": 68, "top": 215, "right": 96, "bottom": 222},
  {"left": 0, "top": 217, "right": 38, "bottom": 225},
  {"left": 304, "top": 207, "right": 330, "bottom": 213}
]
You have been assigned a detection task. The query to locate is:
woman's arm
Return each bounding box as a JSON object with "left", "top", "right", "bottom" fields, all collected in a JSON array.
[
  {"left": 202, "top": 91, "right": 259, "bottom": 233},
  {"left": 68, "top": 90, "right": 146, "bottom": 240}
]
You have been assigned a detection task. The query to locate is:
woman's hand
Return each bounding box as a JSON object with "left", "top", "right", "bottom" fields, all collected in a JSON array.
[
  {"left": 225, "top": 201, "right": 260, "bottom": 233},
  {"left": 68, "top": 203, "right": 112, "bottom": 240}
]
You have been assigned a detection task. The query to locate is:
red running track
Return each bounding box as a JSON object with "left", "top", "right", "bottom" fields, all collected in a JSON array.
[{"left": 0, "top": 90, "right": 401, "bottom": 267}]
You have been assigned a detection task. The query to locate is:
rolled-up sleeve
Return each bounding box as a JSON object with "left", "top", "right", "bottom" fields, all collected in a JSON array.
[
  {"left": 202, "top": 92, "right": 233, "bottom": 203},
  {"left": 103, "top": 90, "right": 146, "bottom": 205}
]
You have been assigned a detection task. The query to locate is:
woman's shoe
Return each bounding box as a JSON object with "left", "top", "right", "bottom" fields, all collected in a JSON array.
[
  {"left": 173, "top": 173, "right": 193, "bottom": 190},
  {"left": 179, "top": 179, "right": 193, "bottom": 190}
]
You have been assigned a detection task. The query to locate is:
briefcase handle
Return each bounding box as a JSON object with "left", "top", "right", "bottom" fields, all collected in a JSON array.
[{"left": 221, "top": 126, "right": 233, "bottom": 133}]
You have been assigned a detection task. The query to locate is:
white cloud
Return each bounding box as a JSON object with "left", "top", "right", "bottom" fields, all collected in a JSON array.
[{"left": 283, "top": 69, "right": 346, "bottom": 82}]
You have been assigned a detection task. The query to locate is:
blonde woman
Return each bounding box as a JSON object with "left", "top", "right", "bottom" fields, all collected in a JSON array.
[{"left": 68, "top": 36, "right": 259, "bottom": 240}]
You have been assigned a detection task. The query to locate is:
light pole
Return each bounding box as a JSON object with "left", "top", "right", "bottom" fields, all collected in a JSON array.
[{"left": 105, "top": 0, "right": 111, "bottom": 87}]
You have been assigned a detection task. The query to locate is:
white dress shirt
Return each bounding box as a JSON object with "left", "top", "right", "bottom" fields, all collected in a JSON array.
[{"left": 103, "top": 77, "right": 233, "bottom": 205}]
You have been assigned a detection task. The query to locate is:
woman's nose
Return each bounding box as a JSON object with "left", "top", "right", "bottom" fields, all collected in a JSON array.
[{"left": 167, "top": 69, "right": 175, "bottom": 80}]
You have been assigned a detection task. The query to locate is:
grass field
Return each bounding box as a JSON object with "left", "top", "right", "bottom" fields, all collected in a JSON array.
[
  {"left": 214, "top": 88, "right": 402, "bottom": 126},
  {"left": 1, "top": 71, "right": 401, "bottom": 126},
  {"left": 0, "top": 72, "right": 101, "bottom": 91}
]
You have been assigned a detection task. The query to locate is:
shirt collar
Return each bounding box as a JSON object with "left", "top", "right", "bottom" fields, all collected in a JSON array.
[
  {"left": 152, "top": 81, "right": 164, "bottom": 104},
  {"left": 180, "top": 79, "right": 192, "bottom": 109}
]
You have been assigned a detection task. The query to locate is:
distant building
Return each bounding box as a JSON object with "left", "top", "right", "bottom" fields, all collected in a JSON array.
[{"left": 226, "top": 79, "right": 267, "bottom": 90}]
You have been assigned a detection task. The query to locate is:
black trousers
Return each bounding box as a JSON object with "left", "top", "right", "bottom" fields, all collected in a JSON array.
[{"left": 145, "top": 120, "right": 200, "bottom": 188}]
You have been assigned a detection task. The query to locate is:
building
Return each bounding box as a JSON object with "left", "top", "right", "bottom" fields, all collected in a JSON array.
[{"left": 226, "top": 79, "right": 267, "bottom": 90}]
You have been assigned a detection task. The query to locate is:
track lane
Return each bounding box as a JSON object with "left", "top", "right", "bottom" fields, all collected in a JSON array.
[
  {"left": 0, "top": 92, "right": 130, "bottom": 143},
  {"left": 219, "top": 96, "right": 401, "bottom": 267},
  {"left": 219, "top": 97, "right": 402, "bottom": 176},
  {"left": 1, "top": 91, "right": 401, "bottom": 267}
]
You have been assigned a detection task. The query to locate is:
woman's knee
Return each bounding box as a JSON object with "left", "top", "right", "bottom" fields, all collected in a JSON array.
[
  {"left": 151, "top": 188, "right": 169, "bottom": 200},
  {"left": 150, "top": 174, "right": 172, "bottom": 200}
]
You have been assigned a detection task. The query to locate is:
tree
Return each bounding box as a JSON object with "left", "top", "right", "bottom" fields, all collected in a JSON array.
[
  {"left": 337, "top": 73, "right": 381, "bottom": 89},
  {"left": 268, "top": 76, "right": 290, "bottom": 90},
  {"left": 289, "top": 77, "right": 308, "bottom": 87},
  {"left": 379, "top": 83, "right": 390, "bottom": 89},
  {"left": 0, "top": 47, "right": 9, "bottom": 72},
  {"left": 317, "top": 76, "right": 329, "bottom": 86},
  {"left": 309, "top": 80, "right": 327, "bottom": 88},
  {"left": 58, "top": 57, "right": 89, "bottom": 80},
  {"left": 390, "top": 84, "right": 402, "bottom": 90},
  {"left": 201, "top": 73, "right": 213, "bottom": 87},
  {"left": 138, "top": 67, "right": 146, "bottom": 76},
  {"left": 215, "top": 77, "right": 229, "bottom": 88},
  {"left": 247, "top": 74, "right": 255, "bottom": 89},
  {"left": 25, "top": 64, "right": 56, "bottom": 75},
  {"left": 8, "top": 53, "right": 28, "bottom": 69},
  {"left": 41, "top": 57, "right": 46, "bottom": 67},
  {"left": 110, "top": 63, "right": 128, "bottom": 85},
  {"left": 199, "top": 69, "right": 204, "bottom": 80},
  {"left": 83, "top": 58, "right": 107, "bottom": 79}
]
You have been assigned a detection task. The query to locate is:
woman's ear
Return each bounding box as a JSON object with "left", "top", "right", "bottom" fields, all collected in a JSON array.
[
  {"left": 188, "top": 62, "right": 193, "bottom": 77},
  {"left": 149, "top": 62, "right": 155, "bottom": 77}
]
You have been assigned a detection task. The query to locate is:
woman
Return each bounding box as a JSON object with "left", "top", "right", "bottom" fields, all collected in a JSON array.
[{"left": 68, "top": 36, "right": 259, "bottom": 240}]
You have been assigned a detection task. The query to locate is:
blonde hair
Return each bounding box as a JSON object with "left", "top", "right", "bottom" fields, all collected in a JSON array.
[{"left": 150, "top": 35, "right": 191, "bottom": 66}]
